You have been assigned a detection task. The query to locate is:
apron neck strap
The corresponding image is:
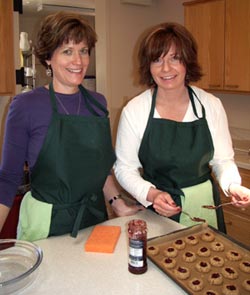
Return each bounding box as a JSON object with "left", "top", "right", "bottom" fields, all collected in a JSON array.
[
  {"left": 151, "top": 86, "right": 206, "bottom": 120},
  {"left": 49, "top": 82, "right": 59, "bottom": 113},
  {"left": 48, "top": 83, "right": 109, "bottom": 116},
  {"left": 150, "top": 87, "right": 158, "bottom": 118},
  {"left": 79, "top": 84, "right": 109, "bottom": 117},
  {"left": 188, "top": 86, "right": 206, "bottom": 119}
]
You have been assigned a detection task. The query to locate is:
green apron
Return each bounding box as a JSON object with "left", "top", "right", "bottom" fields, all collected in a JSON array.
[
  {"left": 18, "top": 83, "right": 115, "bottom": 241},
  {"left": 138, "top": 86, "right": 226, "bottom": 232}
]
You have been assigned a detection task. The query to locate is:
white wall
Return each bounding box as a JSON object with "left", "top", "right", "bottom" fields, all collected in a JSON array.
[{"left": 95, "top": 0, "right": 185, "bottom": 139}]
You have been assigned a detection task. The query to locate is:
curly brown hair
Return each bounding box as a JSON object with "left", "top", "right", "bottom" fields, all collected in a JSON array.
[
  {"left": 34, "top": 11, "right": 97, "bottom": 68},
  {"left": 137, "top": 22, "right": 203, "bottom": 87}
]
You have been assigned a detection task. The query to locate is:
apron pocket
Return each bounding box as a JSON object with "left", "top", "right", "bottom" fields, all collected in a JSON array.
[
  {"left": 179, "top": 180, "right": 218, "bottom": 229},
  {"left": 17, "top": 191, "right": 52, "bottom": 241}
]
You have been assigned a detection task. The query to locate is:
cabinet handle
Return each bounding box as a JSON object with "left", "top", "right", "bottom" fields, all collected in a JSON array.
[
  {"left": 225, "top": 85, "right": 239, "bottom": 89},
  {"left": 209, "top": 84, "right": 221, "bottom": 88}
]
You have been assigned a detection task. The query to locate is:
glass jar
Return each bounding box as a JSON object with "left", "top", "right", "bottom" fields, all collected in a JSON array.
[{"left": 128, "top": 219, "right": 147, "bottom": 274}]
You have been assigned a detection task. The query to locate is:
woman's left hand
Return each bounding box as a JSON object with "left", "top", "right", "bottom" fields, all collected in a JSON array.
[
  {"left": 228, "top": 183, "right": 250, "bottom": 207},
  {"left": 111, "top": 198, "right": 145, "bottom": 217}
]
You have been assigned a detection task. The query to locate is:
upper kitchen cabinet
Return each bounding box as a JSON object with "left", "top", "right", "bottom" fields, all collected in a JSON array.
[
  {"left": 184, "top": 0, "right": 250, "bottom": 93},
  {"left": 184, "top": 0, "right": 225, "bottom": 90},
  {"left": 0, "top": 0, "right": 15, "bottom": 96},
  {"left": 225, "top": 0, "right": 250, "bottom": 92}
]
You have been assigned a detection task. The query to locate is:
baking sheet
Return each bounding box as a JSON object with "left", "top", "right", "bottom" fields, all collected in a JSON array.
[{"left": 147, "top": 223, "right": 250, "bottom": 295}]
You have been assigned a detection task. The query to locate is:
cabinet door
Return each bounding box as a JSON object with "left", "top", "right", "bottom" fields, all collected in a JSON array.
[
  {"left": 184, "top": 0, "right": 225, "bottom": 90},
  {"left": 0, "top": 0, "right": 15, "bottom": 95},
  {"left": 225, "top": 0, "right": 250, "bottom": 92}
]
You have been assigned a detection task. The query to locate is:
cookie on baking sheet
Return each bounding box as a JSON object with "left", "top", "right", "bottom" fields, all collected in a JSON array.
[
  {"left": 161, "top": 257, "right": 176, "bottom": 269},
  {"left": 163, "top": 246, "right": 178, "bottom": 258},
  {"left": 211, "top": 241, "right": 225, "bottom": 252},
  {"left": 195, "top": 261, "right": 211, "bottom": 273},
  {"left": 222, "top": 267, "right": 238, "bottom": 280},
  {"left": 208, "top": 272, "right": 223, "bottom": 285},
  {"left": 203, "top": 290, "right": 219, "bottom": 295},
  {"left": 197, "top": 246, "right": 211, "bottom": 257},
  {"left": 242, "top": 279, "right": 250, "bottom": 291},
  {"left": 188, "top": 277, "right": 204, "bottom": 292},
  {"left": 222, "top": 283, "right": 239, "bottom": 295},
  {"left": 182, "top": 251, "right": 197, "bottom": 263},
  {"left": 226, "top": 250, "right": 242, "bottom": 261},
  {"left": 185, "top": 235, "right": 199, "bottom": 245},
  {"left": 239, "top": 260, "right": 250, "bottom": 273},
  {"left": 200, "top": 231, "right": 215, "bottom": 242},
  {"left": 174, "top": 266, "right": 190, "bottom": 280},
  {"left": 210, "top": 256, "right": 225, "bottom": 267},
  {"left": 147, "top": 245, "right": 159, "bottom": 256},
  {"left": 173, "top": 239, "right": 186, "bottom": 250}
]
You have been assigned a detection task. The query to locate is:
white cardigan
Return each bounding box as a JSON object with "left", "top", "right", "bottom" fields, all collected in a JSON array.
[{"left": 114, "top": 86, "right": 241, "bottom": 207}]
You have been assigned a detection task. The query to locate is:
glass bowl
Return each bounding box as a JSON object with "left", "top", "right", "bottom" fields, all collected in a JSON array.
[{"left": 0, "top": 239, "right": 43, "bottom": 294}]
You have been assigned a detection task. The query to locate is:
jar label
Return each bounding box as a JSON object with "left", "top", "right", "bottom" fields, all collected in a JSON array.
[{"left": 129, "top": 239, "right": 144, "bottom": 267}]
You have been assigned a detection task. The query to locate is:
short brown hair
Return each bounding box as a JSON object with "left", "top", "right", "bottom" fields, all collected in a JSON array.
[
  {"left": 137, "top": 22, "right": 202, "bottom": 86},
  {"left": 35, "top": 11, "right": 97, "bottom": 68}
]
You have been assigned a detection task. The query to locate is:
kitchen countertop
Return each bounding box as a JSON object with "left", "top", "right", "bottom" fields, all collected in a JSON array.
[
  {"left": 233, "top": 139, "right": 250, "bottom": 170},
  {"left": 230, "top": 127, "right": 250, "bottom": 170},
  {"left": 20, "top": 210, "right": 187, "bottom": 295}
]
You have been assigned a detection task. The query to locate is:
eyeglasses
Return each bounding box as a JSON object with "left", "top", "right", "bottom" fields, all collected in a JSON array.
[{"left": 151, "top": 55, "right": 182, "bottom": 67}]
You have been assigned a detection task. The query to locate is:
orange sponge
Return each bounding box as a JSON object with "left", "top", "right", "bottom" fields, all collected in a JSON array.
[{"left": 85, "top": 225, "right": 121, "bottom": 253}]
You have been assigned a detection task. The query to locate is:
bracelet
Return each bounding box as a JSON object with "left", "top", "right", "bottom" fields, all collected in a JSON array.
[{"left": 109, "top": 194, "right": 122, "bottom": 205}]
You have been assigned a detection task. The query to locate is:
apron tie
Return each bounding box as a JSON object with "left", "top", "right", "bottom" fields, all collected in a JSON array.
[{"left": 54, "top": 194, "right": 106, "bottom": 238}]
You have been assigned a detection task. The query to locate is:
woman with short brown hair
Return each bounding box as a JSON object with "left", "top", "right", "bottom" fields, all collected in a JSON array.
[{"left": 114, "top": 22, "right": 250, "bottom": 232}]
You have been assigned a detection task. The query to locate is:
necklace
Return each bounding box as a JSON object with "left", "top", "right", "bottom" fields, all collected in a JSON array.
[{"left": 55, "top": 91, "right": 81, "bottom": 115}]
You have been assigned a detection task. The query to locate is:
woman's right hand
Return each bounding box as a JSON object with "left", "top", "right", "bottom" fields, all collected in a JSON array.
[{"left": 147, "top": 188, "right": 181, "bottom": 217}]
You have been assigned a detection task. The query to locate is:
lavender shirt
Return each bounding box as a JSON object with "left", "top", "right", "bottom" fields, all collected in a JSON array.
[{"left": 0, "top": 86, "right": 108, "bottom": 207}]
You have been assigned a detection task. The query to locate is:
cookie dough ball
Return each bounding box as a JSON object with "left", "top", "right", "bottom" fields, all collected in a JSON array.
[
  {"left": 163, "top": 246, "right": 178, "bottom": 258},
  {"left": 147, "top": 245, "right": 159, "bottom": 256},
  {"left": 182, "top": 251, "right": 197, "bottom": 263},
  {"left": 161, "top": 257, "right": 176, "bottom": 269},
  {"left": 242, "top": 279, "right": 250, "bottom": 292},
  {"left": 197, "top": 246, "right": 211, "bottom": 257},
  {"left": 173, "top": 239, "right": 186, "bottom": 250},
  {"left": 211, "top": 241, "right": 225, "bottom": 252},
  {"left": 210, "top": 256, "right": 224, "bottom": 267},
  {"left": 222, "top": 267, "right": 238, "bottom": 280},
  {"left": 226, "top": 250, "right": 242, "bottom": 261},
  {"left": 208, "top": 272, "right": 223, "bottom": 285},
  {"left": 188, "top": 278, "right": 204, "bottom": 292},
  {"left": 185, "top": 235, "right": 199, "bottom": 245},
  {"left": 239, "top": 260, "right": 250, "bottom": 273},
  {"left": 174, "top": 266, "right": 190, "bottom": 280},
  {"left": 201, "top": 231, "right": 215, "bottom": 242},
  {"left": 222, "top": 284, "right": 239, "bottom": 295},
  {"left": 195, "top": 261, "right": 211, "bottom": 273}
]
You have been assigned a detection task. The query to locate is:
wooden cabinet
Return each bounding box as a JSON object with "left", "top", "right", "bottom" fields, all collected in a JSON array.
[
  {"left": 184, "top": 0, "right": 250, "bottom": 93},
  {"left": 0, "top": 0, "right": 15, "bottom": 96},
  {"left": 225, "top": 0, "right": 250, "bottom": 92},
  {"left": 220, "top": 168, "right": 250, "bottom": 246}
]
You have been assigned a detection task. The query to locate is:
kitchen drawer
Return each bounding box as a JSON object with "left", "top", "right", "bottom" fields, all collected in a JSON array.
[{"left": 223, "top": 209, "right": 250, "bottom": 246}]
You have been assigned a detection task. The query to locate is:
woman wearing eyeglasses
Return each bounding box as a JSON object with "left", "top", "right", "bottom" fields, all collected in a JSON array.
[{"left": 114, "top": 22, "right": 250, "bottom": 232}]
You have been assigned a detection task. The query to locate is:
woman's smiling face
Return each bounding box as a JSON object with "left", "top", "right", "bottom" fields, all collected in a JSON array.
[
  {"left": 47, "top": 40, "right": 90, "bottom": 93},
  {"left": 150, "top": 43, "right": 186, "bottom": 92}
]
